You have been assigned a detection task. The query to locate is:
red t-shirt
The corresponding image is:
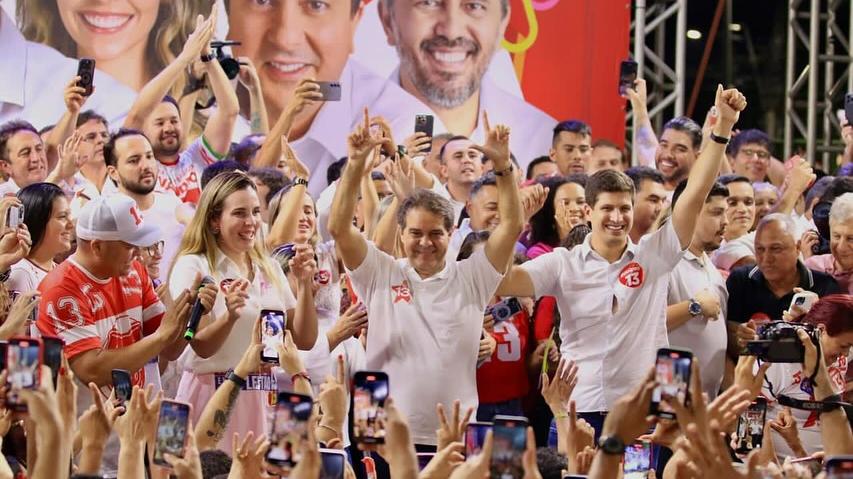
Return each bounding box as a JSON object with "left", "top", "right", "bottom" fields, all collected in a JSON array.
[
  {"left": 476, "top": 310, "right": 531, "bottom": 404},
  {"left": 36, "top": 259, "right": 165, "bottom": 387}
]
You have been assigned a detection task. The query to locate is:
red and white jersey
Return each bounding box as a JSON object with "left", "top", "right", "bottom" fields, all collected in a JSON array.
[
  {"left": 36, "top": 259, "right": 165, "bottom": 387},
  {"left": 157, "top": 137, "right": 223, "bottom": 205}
]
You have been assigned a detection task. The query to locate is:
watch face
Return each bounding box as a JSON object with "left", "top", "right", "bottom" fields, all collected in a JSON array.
[{"left": 689, "top": 301, "right": 702, "bottom": 316}]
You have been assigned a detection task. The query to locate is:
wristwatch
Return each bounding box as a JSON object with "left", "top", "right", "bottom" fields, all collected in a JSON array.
[
  {"left": 494, "top": 164, "right": 514, "bottom": 177},
  {"left": 200, "top": 52, "right": 215, "bottom": 63},
  {"left": 597, "top": 435, "right": 625, "bottom": 455},
  {"left": 688, "top": 298, "right": 703, "bottom": 317},
  {"left": 226, "top": 371, "right": 247, "bottom": 388},
  {"left": 709, "top": 132, "right": 730, "bottom": 144},
  {"left": 292, "top": 177, "right": 309, "bottom": 188}
]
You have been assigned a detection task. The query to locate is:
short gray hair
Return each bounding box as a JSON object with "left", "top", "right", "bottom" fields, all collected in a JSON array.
[
  {"left": 830, "top": 192, "right": 853, "bottom": 225},
  {"left": 756, "top": 212, "right": 799, "bottom": 240},
  {"left": 397, "top": 189, "right": 455, "bottom": 232}
]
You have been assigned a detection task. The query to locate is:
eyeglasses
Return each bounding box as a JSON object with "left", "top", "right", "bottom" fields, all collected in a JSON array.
[
  {"left": 143, "top": 241, "right": 165, "bottom": 256},
  {"left": 740, "top": 148, "right": 771, "bottom": 160}
]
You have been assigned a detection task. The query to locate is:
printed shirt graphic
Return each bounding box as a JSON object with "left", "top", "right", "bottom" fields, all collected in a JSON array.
[
  {"left": 36, "top": 260, "right": 165, "bottom": 387},
  {"left": 476, "top": 310, "right": 531, "bottom": 403},
  {"left": 157, "top": 137, "right": 222, "bottom": 204}
]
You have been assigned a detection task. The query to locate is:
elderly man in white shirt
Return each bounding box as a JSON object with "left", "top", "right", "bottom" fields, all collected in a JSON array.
[
  {"left": 0, "top": 8, "right": 135, "bottom": 129},
  {"left": 497, "top": 86, "right": 747, "bottom": 440},
  {"left": 328, "top": 114, "right": 522, "bottom": 448}
]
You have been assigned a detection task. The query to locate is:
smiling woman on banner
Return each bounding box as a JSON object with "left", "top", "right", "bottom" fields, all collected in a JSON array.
[
  {"left": 168, "top": 171, "right": 318, "bottom": 454},
  {"left": 16, "top": 0, "right": 212, "bottom": 91}
]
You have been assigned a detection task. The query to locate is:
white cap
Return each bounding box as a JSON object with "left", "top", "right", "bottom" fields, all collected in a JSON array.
[{"left": 76, "top": 194, "right": 162, "bottom": 247}]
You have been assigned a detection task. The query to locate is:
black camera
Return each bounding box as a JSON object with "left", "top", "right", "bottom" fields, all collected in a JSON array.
[
  {"left": 488, "top": 297, "right": 523, "bottom": 322},
  {"left": 210, "top": 41, "right": 247, "bottom": 80},
  {"left": 744, "top": 321, "right": 818, "bottom": 363}
]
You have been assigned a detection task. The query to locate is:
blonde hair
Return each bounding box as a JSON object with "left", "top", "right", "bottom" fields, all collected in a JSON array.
[
  {"left": 267, "top": 186, "right": 321, "bottom": 247},
  {"left": 174, "top": 171, "right": 283, "bottom": 292},
  {"left": 16, "top": 1, "right": 211, "bottom": 91}
]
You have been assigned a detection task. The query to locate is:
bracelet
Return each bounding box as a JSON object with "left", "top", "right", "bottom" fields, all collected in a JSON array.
[
  {"left": 291, "top": 371, "right": 311, "bottom": 384},
  {"left": 318, "top": 423, "right": 339, "bottom": 438},
  {"left": 226, "top": 371, "right": 247, "bottom": 389},
  {"left": 709, "top": 132, "right": 730, "bottom": 144},
  {"left": 292, "top": 177, "right": 309, "bottom": 188},
  {"left": 554, "top": 412, "right": 569, "bottom": 419},
  {"left": 494, "top": 164, "right": 514, "bottom": 177},
  {"left": 200, "top": 52, "right": 215, "bottom": 63}
]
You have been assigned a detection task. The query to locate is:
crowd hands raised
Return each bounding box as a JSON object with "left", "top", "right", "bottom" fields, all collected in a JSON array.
[{"left": 0, "top": 6, "right": 851, "bottom": 478}]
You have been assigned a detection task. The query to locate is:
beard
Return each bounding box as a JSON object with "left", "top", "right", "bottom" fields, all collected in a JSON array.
[
  {"left": 397, "top": 33, "right": 489, "bottom": 109},
  {"left": 153, "top": 133, "right": 181, "bottom": 157},
  {"left": 121, "top": 175, "right": 156, "bottom": 195}
]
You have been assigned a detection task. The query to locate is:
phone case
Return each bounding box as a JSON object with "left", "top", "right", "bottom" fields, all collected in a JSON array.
[
  {"left": 153, "top": 400, "right": 192, "bottom": 467},
  {"left": 414, "top": 115, "right": 434, "bottom": 151},
  {"left": 317, "top": 82, "right": 341, "bottom": 101},
  {"left": 77, "top": 59, "right": 96, "bottom": 96}
]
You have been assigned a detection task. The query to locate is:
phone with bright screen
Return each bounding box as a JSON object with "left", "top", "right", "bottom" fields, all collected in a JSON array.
[
  {"left": 152, "top": 400, "right": 192, "bottom": 467},
  {"left": 650, "top": 347, "right": 693, "bottom": 419},
  {"left": 319, "top": 449, "right": 346, "bottom": 479},
  {"left": 112, "top": 369, "right": 132, "bottom": 405},
  {"left": 41, "top": 336, "right": 63, "bottom": 390},
  {"left": 465, "top": 421, "right": 492, "bottom": 457},
  {"left": 826, "top": 455, "right": 853, "bottom": 478},
  {"left": 623, "top": 441, "right": 652, "bottom": 479},
  {"left": 353, "top": 371, "right": 389, "bottom": 445},
  {"left": 6, "top": 337, "right": 42, "bottom": 411},
  {"left": 735, "top": 397, "right": 767, "bottom": 454},
  {"left": 259, "top": 309, "right": 286, "bottom": 364},
  {"left": 416, "top": 453, "right": 435, "bottom": 471},
  {"left": 266, "top": 392, "right": 313, "bottom": 468},
  {"left": 491, "top": 415, "right": 527, "bottom": 479}
]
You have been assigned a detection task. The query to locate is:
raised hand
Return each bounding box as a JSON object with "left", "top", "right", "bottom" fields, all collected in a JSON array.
[
  {"left": 178, "top": 6, "right": 217, "bottom": 65},
  {"left": 625, "top": 78, "right": 647, "bottom": 108},
  {"left": 275, "top": 330, "right": 305, "bottom": 376},
  {"left": 164, "top": 421, "right": 203, "bottom": 478},
  {"left": 436, "top": 400, "right": 474, "bottom": 452},
  {"left": 714, "top": 84, "right": 748, "bottom": 127},
  {"left": 520, "top": 184, "right": 549, "bottom": 222},
  {"left": 281, "top": 135, "right": 310, "bottom": 181},
  {"left": 224, "top": 279, "right": 250, "bottom": 322},
  {"left": 284, "top": 79, "right": 324, "bottom": 118},
  {"left": 229, "top": 431, "right": 269, "bottom": 478},
  {"left": 783, "top": 155, "right": 816, "bottom": 196},
  {"left": 55, "top": 132, "right": 87, "bottom": 180},
  {"left": 540, "top": 357, "right": 579, "bottom": 415},
  {"left": 347, "top": 109, "right": 385, "bottom": 165},
  {"left": 327, "top": 304, "right": 368, "bottom": 351},
  {"left": 385, "top": 157, "right": 416, "bottom": 201},
  {"left": 236, "top": 57, "right": 261, "bottom": 91},
  {"left": 288, "top": 243, "right": 318, "bottom": 282},
  {"left": 471, "top": 111, "right": 510, "bottom": 170},
  {"left": 402, "top": 131, "right": 432, "bottom": 157},
  {"left": 64, "top": 76, "right": 90, "bottom": 113}
]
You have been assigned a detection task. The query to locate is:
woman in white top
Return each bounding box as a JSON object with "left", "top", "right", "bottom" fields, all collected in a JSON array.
[
  {"left": 168, "top": 172, "right": 317, "bottom": 453},
  {"left": 8, "top": 182, "right": 74, "bottom": 294}
]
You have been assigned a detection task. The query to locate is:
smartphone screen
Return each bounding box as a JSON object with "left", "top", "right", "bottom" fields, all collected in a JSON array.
[
  {"left": 266, "top": 392, "right": 313, "bottom": 468},
  {"left": 735, "top": 398, "right": 767, "bottom": 453},
  {"left": 112, "top": 369, "right": 133, "bottom": 404},
  {"left": 259, "top": 309, "right": 286, "bottom": 363},
  {"left": 826, "top": 455, "right": 853, "bottom": 479},
  {"left": 319, "top": 449, "right": 346, "bottom": 479},
  {"left": 353, "top": 371, "right": 389, "bottom": 444},
  {"left": 623, "top": 442, "right": 652, "bottom": 479},
  {"left": 416, "top": 453, "right": 435, "bottom": 471},
  {"left": 41, "top": 336, "right": 63, "bottom": 390},
  {"left": 6, "top": 337, "right": 42, "bottom": 410},
  {"left": 5, "top": 205, "right": 24, "bottom": 229},
  {"left": 465, "top": 422, "right": 492, "bottom": 457},
  {"left": 619, "top": 59, "right": 639, "bottom": 96},
  {"left": 153, "top": 400, "right": 192, "bottom": 467},
  {"left": 491, "top": 415, "right": 527, "bottom": 479},
  {"left": 650, "top": 348, "right": 693, "bottom": 419}
]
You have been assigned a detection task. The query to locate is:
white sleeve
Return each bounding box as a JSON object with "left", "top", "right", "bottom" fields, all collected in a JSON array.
[
  {"left": 457, "top": 249, "right": 504, "bottom": 310},
  {"left": 346, "top": 241, "right": 395, "bottom": 302},
  {"left": 315, "top": 182, "right": 337, "bottom": 243},
  {"left": 640, "top": 220, "right": 686, "bottom": 275},
  {"left": 519, "top": 249, "right": 565, "bottom": 299},
  {"left": 168, "top": 255, "right": 208, "bottom": 300},
  {"left": 712, "top": 238, "right": 755, "bottom": 271}
]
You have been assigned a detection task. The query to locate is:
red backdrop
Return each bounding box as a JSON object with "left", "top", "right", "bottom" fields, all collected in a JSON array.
[{"left": 505, "top": 0, "right": 631, "bottom": 146}]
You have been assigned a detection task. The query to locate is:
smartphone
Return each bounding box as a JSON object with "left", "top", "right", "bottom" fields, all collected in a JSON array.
[
  {"left": 319, "top": 448, "right": 346, "bottom": 479},
  {"left": 6, "top": 337, "right": 42, "bottom": 411},
  {"left": 826, "top": 455, "right": 853, "bottom": 478},
  {"left": 317, "top": 81, "right": 342, "bottom": 102},
  {"left": 790, "top": 292, "right": 816, "bottom": 313},
  {"left": 465, "top": 421, "right": 492, "bottom": 457},
  {"left": 0, "top": 341, "right": 7, "bottom": 372},
  {"left": 650, "top": 347, "right": 693, "bottom": 419},
  {"left": 41, "top": 336, "right": 63, "bottom": 390},
  {"left": 152, "top": 400, "right": 192, "bottom": 467},
  {"left": 76, "top": 58, "right": 96, "bottom": 97},
  {"left": 490, "top": 415, "right": 527, "bottom": 479},
  {"left": 416, "top": 452, "right": 435, "bottom": 471},
  {"left": 266, "top": 392, "right": 313, "bottom": 468},
  {"left": 259, "top": 309, "right": 286, "bottom": 364},
  {"left": 112, "top": 369, "right": 133, "bottom": 405},
  {"left": 623, "top": 441, "right": 653, "bottom": 479},
  {"left": 5, "top": 205, "right": 24, "bottom": 229},
  {"left": 414, "top": 114, "right": 434, "bottom": 151},
  {"left": 845, "top": 93, "right": 853, "bottom": 126},
  {"left": 619, "top": 59, "right": 639, "bottom": 96},
  {"left": 734, "top": 397, "right": 767, "bottom": 453},
  {"left": 352, "top": 371, "right": 389, "bottom": 445}
]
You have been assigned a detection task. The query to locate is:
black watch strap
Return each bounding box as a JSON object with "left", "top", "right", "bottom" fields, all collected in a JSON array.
[
  {"left": 709, "top": 132, "right": 730, "bottom": 144},
  {"left": 778, "top": 393, "right": 849, "bottom": 413},
  {"left": 597, "top": 435, "right": 625, "bottom": 455},
  {"left": 226, "top": 371, "right": 247, "bottom": 388},
  {"left": 200, "top": 53, "right": 215, "bottom": 63}
]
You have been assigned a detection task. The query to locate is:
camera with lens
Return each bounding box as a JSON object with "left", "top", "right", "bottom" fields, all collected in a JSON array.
[
  {"left": 487, "top": 297, "right": 522, "bottom": 322},
  {"left": 744, "top": 321, "right": 819, "bottom": 363},
  {"left": 210, "top": 41, "right": 247, "bottom": 80}
]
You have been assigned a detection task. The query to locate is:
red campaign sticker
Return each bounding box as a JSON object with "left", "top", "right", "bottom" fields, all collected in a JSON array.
[
  {"left": 315, "top": 270, "right": 331, "bottom": 285},
  {"left": 219, "top": 278, "right": 234, "bottom": 291},
  {"left": 618, "top": 262, "right": 645, "bottom": 288}
]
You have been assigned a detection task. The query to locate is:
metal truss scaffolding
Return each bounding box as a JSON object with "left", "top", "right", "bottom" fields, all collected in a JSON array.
[
  {"left": 784, "top": 0, "right": 853, "bottom": 171},
  {"left": 629, "top": 0, "right": 687, "bottom": 165}
]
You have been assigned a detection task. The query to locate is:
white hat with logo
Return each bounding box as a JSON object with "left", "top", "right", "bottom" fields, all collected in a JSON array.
[{"left": 76, "top": 194, "right": 161, "bottom": 247}]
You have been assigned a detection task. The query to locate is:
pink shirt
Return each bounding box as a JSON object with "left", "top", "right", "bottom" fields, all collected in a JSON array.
[{"left": 805, "top": 254, "right": 853, "bottom": 293}]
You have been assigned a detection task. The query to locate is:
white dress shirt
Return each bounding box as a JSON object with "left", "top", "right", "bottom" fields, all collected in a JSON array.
[
  {"left": 0, "top": 8, "right": 136, "bottom": 129},
  {"left": 667, "top": 250, "right": 729, "bottom": 399},
  {"left": 521, "top": 221, "right": 686, "bottom": 412}
]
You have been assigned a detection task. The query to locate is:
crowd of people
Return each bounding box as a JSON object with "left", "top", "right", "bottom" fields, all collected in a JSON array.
[{"left": 0, "top": 5, "right": 851, "bottom": 479}]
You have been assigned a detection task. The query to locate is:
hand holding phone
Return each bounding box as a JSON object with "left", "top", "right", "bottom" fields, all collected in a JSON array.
[
  {"left": 619, "top": 59, "right": 639, "bottom": 96},
  {"left": 5, "top": 205, "right": 24, "bottom": 229},
  {"left": 490, "top": 415, "right": 527, "bottom": 479},
  {"left": 259, "top": 309, "right": 286, "bottom": 363},
  {"left": 317, "top": 82, "right": 341, "bottom": 101},
  {"left": 112, "top": 369, "right": 133, "bottom": 406},
  {"left": 465, "top": 421, "right": 492, "bottom": 457},
  {"left": 414, "top": 115, "right": 434, "bottom": 152},
  {"left": 153, "top": 400, "right": 192, "bottom": 467},
  {"left": 735, "top": 398, "right": 767, "bottom": 454},
  {"left": 266, "top": 392, "right": 313, "bottom": 469},
  {"left": 623, "top": 441, "right": 652, "bottom": 479},
  {"left": 353, "top": 371, "right": 389, "bottom": 445},
  {"left": 650, "top": 348, "right": 693, "bottom": 419},
  {"left": 42, "top": 336, "right": 64, "bottom": 390},
  {"left": 77, "top": 58, "right": 96, "bottom": 97},
  {"left": 6, "top": 337, "right": 42, "bottom": 411}
]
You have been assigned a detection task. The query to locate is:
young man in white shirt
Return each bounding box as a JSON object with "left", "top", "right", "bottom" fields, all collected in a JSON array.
[
  {"left": 104, "top": 129, "right": 194, "bottom": 280},
  {"left": 497, "top": 86, "right": 748, "bottom": 438},
  {"left": 666, "top": 179, "right": 731, "bottom": 400},
  {"left": 328, "top": 113, "right": 522, "bottom": 448}
]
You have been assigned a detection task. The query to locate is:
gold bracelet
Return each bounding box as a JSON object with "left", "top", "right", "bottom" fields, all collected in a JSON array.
[{"left": 554, "top": 412, "right": 569, "bottom": 419}]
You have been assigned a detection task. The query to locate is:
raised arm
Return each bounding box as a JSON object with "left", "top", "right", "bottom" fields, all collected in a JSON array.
[
  {"left": 237, "top": 58, "right": 270, "bottom": 135},
  {"left": 200, "top": 29, "right": 240, "bottom": 155},
  {"left": 770, "top": 155, "right": 815, "bottom": 216},
  {"left": 266, "top": 137, "right": 311, "bottom": 249},
  {"left": 626, "top": 79, "right": 658, "bottom": 168},
  {"left": 123, "top": 10, "right": 216, "bottom": 129},
  {"left": 328, "top": 110, "right": 383, "bottom": 270},
  {"left": 46, "top": 77, "right": 89, "bottom": 171},
  {"left": 473, "top": 113, "right": 522, "bottom": 272},
  {"left": 672, "top": 86, "right": 747, "bottom": 248},
  {"left": 254, "top": 79, "right": 323, "bottom": 168}
]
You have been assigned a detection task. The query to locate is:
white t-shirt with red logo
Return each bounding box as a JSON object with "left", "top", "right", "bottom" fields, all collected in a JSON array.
[
  {"left": 157, "top": 136, "right": 223, "bottom": 205},
  {"left": 520, "top": 220, "right": 685, "bottom": 412},
  {"left": 347, "top": 243, "right": 503, "bottom": 445}
]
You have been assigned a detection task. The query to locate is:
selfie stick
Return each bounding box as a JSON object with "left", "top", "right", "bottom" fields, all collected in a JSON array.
[{"left": 184, "top": 276, "right": 215, "bottom": 341}]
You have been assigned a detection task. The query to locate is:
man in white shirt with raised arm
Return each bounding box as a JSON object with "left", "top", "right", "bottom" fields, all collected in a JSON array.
[
  {"left": 497, "top": 86, "right": 748, "bottom": 440},
  {"left": 328, "top": 111, "right": 522, "bottom": 449}
]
